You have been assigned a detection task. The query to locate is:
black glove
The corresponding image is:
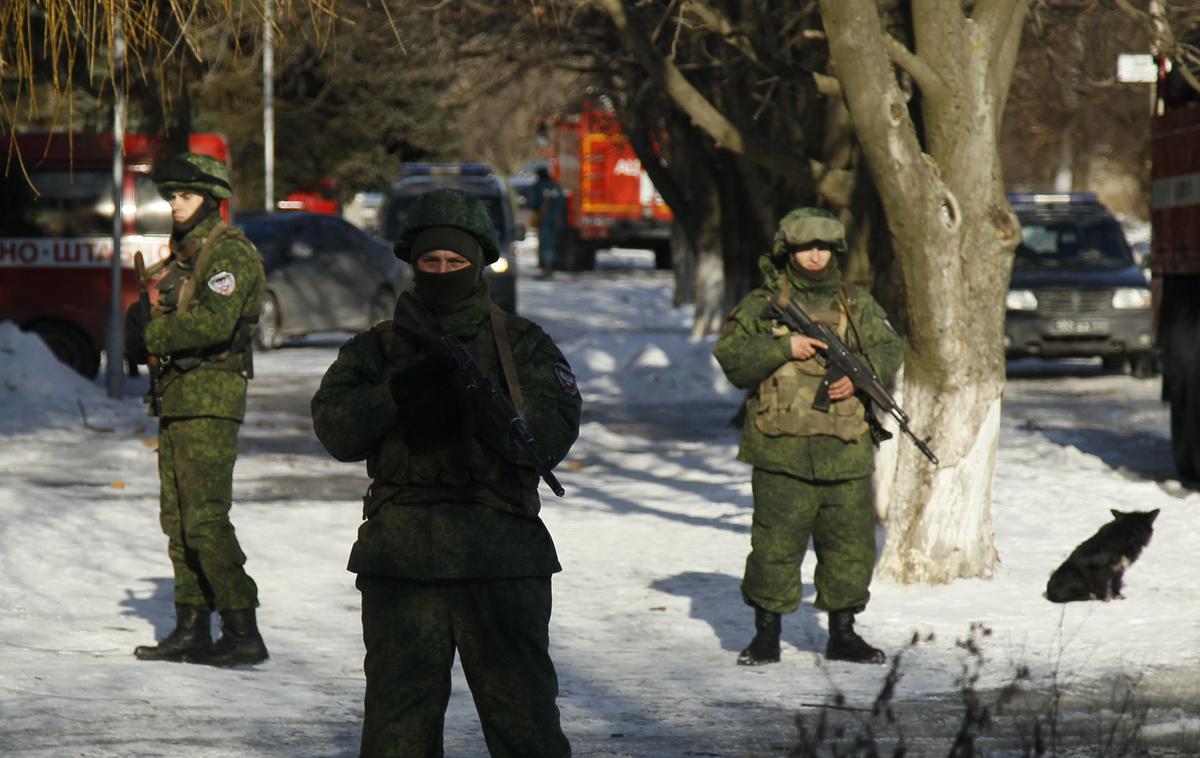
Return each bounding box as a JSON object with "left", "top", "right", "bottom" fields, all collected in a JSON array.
[
  {"left": 389, "top": 355, "right": 465, "bottom": 446},
  {"left": 125, "top": 303, "right": 150, "bottom": 366}
]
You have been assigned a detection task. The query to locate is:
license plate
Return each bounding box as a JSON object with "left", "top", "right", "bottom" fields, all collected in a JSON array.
[{"left": 1046, "top": 318, "right": 1109, "bottom": 336}]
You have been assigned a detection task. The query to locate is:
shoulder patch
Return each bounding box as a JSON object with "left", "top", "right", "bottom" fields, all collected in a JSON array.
[
  {"left": 207, "top": 271, "right": 236, "bottom": 296},
  {"left": 553, "top": 362, "right": 579, "bottom": 396}
]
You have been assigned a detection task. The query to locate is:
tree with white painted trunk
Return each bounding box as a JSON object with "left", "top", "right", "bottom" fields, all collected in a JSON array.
[{"left": 818, "top": 0, "right": 1028, "bottom": 582}]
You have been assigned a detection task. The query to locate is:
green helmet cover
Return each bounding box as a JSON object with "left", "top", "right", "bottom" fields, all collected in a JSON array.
[
  {"left": 772, "top": 207, "right": 847, "bottom": 257},
  {"left": 394, "top": 188, "right": 500, "bottom": 265},
  {"left": 152, "top": 152, "right": 233, "bottom": 200}
]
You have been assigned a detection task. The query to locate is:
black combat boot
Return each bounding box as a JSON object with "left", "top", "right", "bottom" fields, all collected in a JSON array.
[
  {"left": 186, "top": 609, "right": 269, "bottom": 667},
  {"left": 825, "top": 610, "right": 886, "bottom": 664},
  {"left": 737, "top": 606, "right": 782, "bottom": 665},
  {"left": 134, "top": 604, "right": 212, "bottom": 662}
]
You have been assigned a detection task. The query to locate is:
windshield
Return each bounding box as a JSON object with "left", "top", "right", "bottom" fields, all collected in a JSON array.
[
  {"left": 0, "top": 170, "right": 172, "bottom": 237},
  {"left": 1014, "top": 219, "right": 1134, "bottom": 271}
]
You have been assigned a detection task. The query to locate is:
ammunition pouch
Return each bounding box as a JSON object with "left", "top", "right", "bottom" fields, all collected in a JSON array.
[{"left": 163, "top": 314, "right": 260, "bottom": 379}]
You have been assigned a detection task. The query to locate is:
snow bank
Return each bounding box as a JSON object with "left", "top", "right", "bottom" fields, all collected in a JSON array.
[{"left": 0, "top": 321, "right": 139, "bottom": 434}]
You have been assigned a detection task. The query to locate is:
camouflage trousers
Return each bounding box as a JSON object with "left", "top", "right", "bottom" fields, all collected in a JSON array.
[
  {"left": 356, "top": 574, "right": 571, "bottom": 758},
  {"left": 157, "top": 417, "right": 258, "bottom": 610},
  {"left": 742, "top": 468, "right": 876, "bottom": 615}
]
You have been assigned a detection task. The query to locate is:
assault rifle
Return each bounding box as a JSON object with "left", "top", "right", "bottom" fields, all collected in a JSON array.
[
  {"left": 394, "top": 291, "right": 566, "bottom": 497},
  {"left": 134, "top": 252, "right": 162, "bottom": 415},
  {"left": 764, "top": 288, "right": 939, "bottom": 465}
]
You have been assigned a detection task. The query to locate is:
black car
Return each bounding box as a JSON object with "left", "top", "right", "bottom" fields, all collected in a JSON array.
[
  {"left": 236, "top": 212, "right": 412, "bottom": 348},
  {"left": 1005, "top": 193, "right": 1155, "bottom": 376},
  {"left": 380, "top": 163, "right": 522, "bottom": 314}
]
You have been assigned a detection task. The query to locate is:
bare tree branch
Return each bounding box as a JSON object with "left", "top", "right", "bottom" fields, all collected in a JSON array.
[
  {"left": 882, "top": 30, "right": 948, "bottom": 100},
  {"left": 591, "top": 0, "right": 852, "bottom": 205}
]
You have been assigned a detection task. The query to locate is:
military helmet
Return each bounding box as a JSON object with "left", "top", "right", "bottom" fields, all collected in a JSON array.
[
  {"left": 772, "top": 207, "right": 847, "bottom": 258},
  {"left": 394, "top": 188, "right": 500, "bottom": 265},
  {"left": 151, "top": 153, "right": 233, "bottom": 200}
]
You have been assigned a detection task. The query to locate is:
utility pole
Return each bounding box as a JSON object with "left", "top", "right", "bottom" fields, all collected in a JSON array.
[
  {"left": 263, "top": 0, "right": 275, "bottom": 212},
  {"left": 105, "top": 13, "right": 127, "bottom": 399}
]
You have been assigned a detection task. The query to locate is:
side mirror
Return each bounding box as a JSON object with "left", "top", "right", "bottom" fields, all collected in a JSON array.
[
  {"left": 513, "top": 223, "right": 526, "bottom": 242},
  {"left": 291, "top": 240, "right": 315, "bottom": 260}
]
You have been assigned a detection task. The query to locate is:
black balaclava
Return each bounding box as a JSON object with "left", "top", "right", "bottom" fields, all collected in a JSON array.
[{"left": 411, "top": 226, "right": 484, "bottom": 309}]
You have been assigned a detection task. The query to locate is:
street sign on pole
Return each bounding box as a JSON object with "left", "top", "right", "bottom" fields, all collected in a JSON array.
[{"left": 1118, "top": 54, "right": 1158, "bottom": 83}]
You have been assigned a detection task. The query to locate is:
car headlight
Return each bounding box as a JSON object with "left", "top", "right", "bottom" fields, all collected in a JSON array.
[
  {"left": 1111, "top": 287, "right": 1151, "bottom": 309},
  {"left": 489, "top": 256, "right": 510, "bottom": 274},
  {"left": 1006, "top": 289, "right": 1038, "bottom": 311}
]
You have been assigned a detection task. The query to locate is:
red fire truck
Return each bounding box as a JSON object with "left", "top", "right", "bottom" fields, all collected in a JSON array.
[
  {"left": 543, "top": 99, "right": 674, "bottom": 270},
  {"left": 0, "top": 132, "right": 231, "bottom": 377},
  {"left": 1150, "top": 61, "right": 1200, "bottom": 479}
]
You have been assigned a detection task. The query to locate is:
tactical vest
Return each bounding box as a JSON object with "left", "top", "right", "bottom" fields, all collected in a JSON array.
[
  {"left": 754, "top": 297, "right": 870, "bottom": 441},
  {"left": 366, "top": 310, "right": 542, "bottom": 515},
  {"left": 153, "top": 221, "right": 263, "bottom": 376}
]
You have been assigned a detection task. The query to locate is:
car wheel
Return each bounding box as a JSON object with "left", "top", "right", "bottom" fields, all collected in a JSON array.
[
  {"left": 1128, "top": 353, "right": 1158, "bottom": 380},
  {"left": 256, "top": 291, "right": 284, "bottom": 350},
  {"left": 27, "top": 321, "right": 100, "bottom": 379},
  {"left": 653, "top": 242, "right": 672, "bottom": 270},
  {"left": 1101, "top": 354, "right": 1125, "bottom": 372},
  {"left": 554, "top": 229, "right": 596, "bottom": 271},
  {"left": 368, "top": 287, "right": 395, "bottom": 326}
]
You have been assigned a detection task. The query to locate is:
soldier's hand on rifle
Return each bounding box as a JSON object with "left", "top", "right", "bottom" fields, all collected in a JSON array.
[
  {"left": 826, "top": 375, "right": 855, "bottom": 401},
  {"left": 789, "top": 334, "right": 828, "bottom": 361},
  {"left": 125, "top": 302, "right": 150, "bottom": 366}
]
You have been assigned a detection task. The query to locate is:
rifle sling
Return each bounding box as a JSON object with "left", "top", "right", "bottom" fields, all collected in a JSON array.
[
  {"left": 490, "top": 305, "right": 525, "bottom": 415},
  {"left": 836, "top": 288, "right": 881, "bottom": 377}
]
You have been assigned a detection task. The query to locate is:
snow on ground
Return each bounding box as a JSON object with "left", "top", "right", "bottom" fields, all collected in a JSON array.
[{"left": 1, "top": 245, "right": 1198, "bottom": 756}]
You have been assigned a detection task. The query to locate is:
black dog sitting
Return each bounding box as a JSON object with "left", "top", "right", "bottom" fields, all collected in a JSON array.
[{"left": 1046, "top": 509, "right": 1159, "bottom": 603}]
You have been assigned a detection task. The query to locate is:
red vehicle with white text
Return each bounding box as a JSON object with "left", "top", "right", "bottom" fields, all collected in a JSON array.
[
  {"left": 542, "top": 99, "right": 673, "bottom": 270},
  {"left": 0, "top": 132, "right": 232, "bottom": 377},
  {"left": 1151, "top": 60, "right": 1200, "bottom": 479}
]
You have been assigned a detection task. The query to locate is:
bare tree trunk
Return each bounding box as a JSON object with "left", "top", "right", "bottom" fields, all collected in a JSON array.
[
  {"left": 690, "top": 200, "right": 725, "bottom": 337},
  {"left": 820, "top": 0, "right": 1028, "bottom": 582}
]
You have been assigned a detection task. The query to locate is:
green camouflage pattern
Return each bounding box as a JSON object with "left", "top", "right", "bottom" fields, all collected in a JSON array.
[
  {"left": 712, "top": 252, "right": 904, "bottom": 481},
  {"left": 742, "top": 468, "right": 875, "bottom": 614},
  {"left": 310, "top": 283, "right": 582, "bottom": 579},
  {"left": 772, "top": 207, "right": 847, "bottom": 256},
  {"left": 157, "top": 417, "right": 259, "bottom": 609},
  {"left": 144, "top": 213, "right": 265, "bottom": 421},
  {"left": 393, "top": 188, "right": 501, "bottom": 265},
  {"left": 357, "top": 574, "right": 571, "bottom": 757},
  {"left": 313, "top": 281, "right": 577, "bottom": 756},
  {"left": 155, "top": 152, "right": 233, "bottom": 199}
]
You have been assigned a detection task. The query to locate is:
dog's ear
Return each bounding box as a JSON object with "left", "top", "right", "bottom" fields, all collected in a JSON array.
[
  {"left": 1110, "top": 509, "right": 1123, "bottom": 519},
  {"left": 1147, "top": 509, "right": 1160, "bottom": 522}
]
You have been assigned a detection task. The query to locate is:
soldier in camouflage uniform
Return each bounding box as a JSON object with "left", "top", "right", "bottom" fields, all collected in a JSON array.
[
  {"left": 311, "top": 188, "right": 581, "bottom": 758},
  {"left": 713, "top": 207, "right": 904, "bottom": 666},
  {"left": 126, "top": 153, "right": 269, "bottom": 667}
]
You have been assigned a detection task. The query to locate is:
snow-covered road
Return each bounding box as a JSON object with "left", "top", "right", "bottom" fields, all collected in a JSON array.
[{"left": 1, "top": 249, "right": 1197, "bottom": 756}]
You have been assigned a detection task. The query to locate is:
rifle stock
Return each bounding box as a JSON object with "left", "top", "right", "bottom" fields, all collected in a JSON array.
[
  {"left": 134, "top": 253, "right": 162, "bottom": 415},
  {"left": 765, "top": 288, "right": 939, "bottom": 465},
  {"left": 394, "top": 292, "right": 566, "bottom": 497}
]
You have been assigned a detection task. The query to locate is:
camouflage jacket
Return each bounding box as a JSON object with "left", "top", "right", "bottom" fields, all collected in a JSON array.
[
  {"left": 143, "top": 213, "right": 265, "bottom": 421},
  {"left": 713, "top": 254, "right": 904, "bottom": 481},
  {"left": 310, "top": 284, "right": 583, "bottom": 580}
]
